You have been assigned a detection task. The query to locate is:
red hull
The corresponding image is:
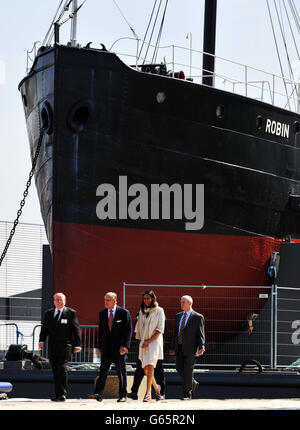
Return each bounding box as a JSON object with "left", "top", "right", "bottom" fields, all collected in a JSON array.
[{"left": 53, "top": 222, "right": 281, "bottom": 332}]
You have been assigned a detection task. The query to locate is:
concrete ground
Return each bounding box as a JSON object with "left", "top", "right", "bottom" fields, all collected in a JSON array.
[{"left": 0, "top": 397, "right": 300, "bottom": 410}]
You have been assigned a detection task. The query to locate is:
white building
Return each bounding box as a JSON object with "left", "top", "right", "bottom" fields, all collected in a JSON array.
[{"left": 0, "top": 220, "right": 48, "bottom": 355}]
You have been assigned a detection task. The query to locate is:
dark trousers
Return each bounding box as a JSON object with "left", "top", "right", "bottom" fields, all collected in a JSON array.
[
  {"left": 49, "top": 356, "right": 69, "bottom": 398},
  {"left": 175, "top": 347, "right": 197, "bottom": 397},
  {"left": 130, "top": 358, "right": 166, "bottom": 395},
  {"left": 95, "top": 351, "right": 127, "bottom": 398}
]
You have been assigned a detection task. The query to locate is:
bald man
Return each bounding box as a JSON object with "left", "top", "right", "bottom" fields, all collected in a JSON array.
[
  {"left": 39, "top": 293, "right": 81, "bottom": 401},
  {"left": 170, "top": 295, "right": 205, "bottom": 400}
]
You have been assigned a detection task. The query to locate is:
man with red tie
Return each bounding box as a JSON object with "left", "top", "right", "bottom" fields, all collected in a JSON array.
[{"left": 89, "top": 292, "right": 132, "bottom": 402}]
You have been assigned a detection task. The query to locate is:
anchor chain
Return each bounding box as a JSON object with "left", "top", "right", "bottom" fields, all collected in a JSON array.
[{"left": 0, "top": 125, "right": 46, "bottom": 267}]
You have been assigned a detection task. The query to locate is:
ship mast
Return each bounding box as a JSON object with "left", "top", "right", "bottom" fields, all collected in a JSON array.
[
  {"left": 202, "top": 0, "right": 217, "bottom": 87},
  {"left": 70, "top": 0, "right": 78, "bottom": 47}
]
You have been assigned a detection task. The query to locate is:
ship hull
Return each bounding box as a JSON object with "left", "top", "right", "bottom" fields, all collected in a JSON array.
[
  {"left": 53, "top": 220, "right": 281, "bottom": 332},
  {"left": 19, "top": 45, "right": 300, "bottom": 342}
]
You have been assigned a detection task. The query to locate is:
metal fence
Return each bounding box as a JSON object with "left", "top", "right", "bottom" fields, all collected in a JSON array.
[
  {"left": 1, "top": 284, "right": 300, "bottom": 369},
  {"left": 0, "top": 323, "right": 22, "bottom": 352},
  {"left": 31, "top": 324, "right": 99, "bottom": 364},
  {"left": 122, "top": 283, "right": 300, "bottom": 369}
]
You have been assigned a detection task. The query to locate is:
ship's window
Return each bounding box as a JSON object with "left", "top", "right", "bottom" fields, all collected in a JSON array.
[
  {"left": 216, "top": 105, "right": 224, "bottom": 118},
  {"left": 67, "top": 100, "right": 93, "bottom": 133},
  {"left": 41, "top": 101, "right": 53, "bottom": 135},
  {"left": 156, "top": 92, "right": 166, "bottom": 104},
  {"left": 293, "top": 121, "right": 300, "bottom": 134},
  {"left": 256, "top": 116, "right": 263, "bottom": 129}
]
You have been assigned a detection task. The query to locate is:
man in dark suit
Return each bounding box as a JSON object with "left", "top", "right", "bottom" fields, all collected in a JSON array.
[
  {"left": 39, "top": 292, "right": 82, "bottom": 401},
  {"left": 170, "top": 295, "right": 205, "bottom": 400},
  {"left": 89, "top": 292, "right": 132, "bottom": 402}
]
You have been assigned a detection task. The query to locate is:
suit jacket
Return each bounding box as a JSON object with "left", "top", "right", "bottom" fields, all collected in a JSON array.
[
  {"left": 98, "top": 305, "right": 132, "bottom": 355},
  {"left": 172, "top": 310, "right": 205, "bottom": 355},
  {"left": 39, "top": 307, "right": 81, "bottom": 358}
]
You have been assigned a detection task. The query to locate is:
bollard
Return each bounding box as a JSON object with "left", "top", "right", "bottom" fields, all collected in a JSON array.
[{"left": 0, "top": 382, "right": 13, "bottom": 393}]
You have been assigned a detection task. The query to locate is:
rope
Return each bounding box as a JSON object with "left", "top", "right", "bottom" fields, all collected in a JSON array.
[
  {"left": 112, "top": 0, "right": 139, "bottom": 39},
  {"left": 42, "top": 0, "right": 65, "bottom": 46},
  {"left": 138, "top": 0, "right": 158, "bottom": 63},
  {"left": 289, "top": 0, "right": 300, "bottom": 34},
  {"left": 152, "top": 0, "right": 169, "bottom": 63},
  {"left": 274, "top": 0, "right": 296, "bottom": 82},
  {"left": 266, "top": 0, "right": 291, "bottom": 108},
  {"left": 142, "top": 0, "right": 163, "bottom": 65},
  {"left": 283, "top": 0, "right": 300, "bottom": 60}
]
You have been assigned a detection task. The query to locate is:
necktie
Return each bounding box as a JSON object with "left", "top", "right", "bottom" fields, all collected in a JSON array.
[
  {"left": 54, "top": 310, "right": 60, "bottom": 322},
  {"left": 178, "top": 312, "right": 187, "bottom": 344},
  {"left": 108, "top": 310, "right": 113, "bottom": 331}
]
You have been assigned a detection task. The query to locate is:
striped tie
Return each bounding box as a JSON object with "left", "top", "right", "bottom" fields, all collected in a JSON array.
[{"left": 178, "top": 313, "right": 187, "bottom": 344}]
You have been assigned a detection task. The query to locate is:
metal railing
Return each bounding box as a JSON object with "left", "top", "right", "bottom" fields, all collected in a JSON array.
[
  {"left": 110, "top": 37, "right": 300, "bottom": 113},
  {"left": 1, "top": 284, "right": 300, "bottom": 369},
  {"left": 32, "top": 324, "right": 99, "bottom": 363},
  {"left": 0, "top": 323, "right": 22, "bottom": 359},
  {"left": 26, "top": 22, "right": 300, "bottom": 111},
  {"left": 123, "top": 283, "right": 300, "bottom": 369}
]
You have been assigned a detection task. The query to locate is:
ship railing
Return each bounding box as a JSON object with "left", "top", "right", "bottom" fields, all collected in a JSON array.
[
  {"left": 110, "top": 37, "right": 300, "bottom": 113},
  {"left": 26, "top": 41, "right": 41, "bottom": 74}
]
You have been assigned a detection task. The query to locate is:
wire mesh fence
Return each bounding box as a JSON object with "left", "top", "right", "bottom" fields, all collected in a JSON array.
[
  {"left": 1, "top": 284, "right": 300, "bottom": 368},
  {"left": 123, "top": 283, "right": 274, "bottom": 367}
]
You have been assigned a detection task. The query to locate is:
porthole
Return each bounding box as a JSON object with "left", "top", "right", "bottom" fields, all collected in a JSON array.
[
  {"left": 256, "top": 116, "right": 263, "bottom": 129},
  {"left": 41, "top": 101, "right": 53, "bottom": 135},
  {"left": 216, "top": 105, "right": 224, "bottom": 118},
  {"left": 156, "top": 92, "right": 166, "bottom": 104},
  {"left": 67, "top": 99, "right": 93, "bottom": 133}
]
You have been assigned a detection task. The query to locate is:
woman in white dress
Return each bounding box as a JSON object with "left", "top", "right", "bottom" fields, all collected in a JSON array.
[{"left": 134, "top": 290, "right": 166, "bottom": 402}]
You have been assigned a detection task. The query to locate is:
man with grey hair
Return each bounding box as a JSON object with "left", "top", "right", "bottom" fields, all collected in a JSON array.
[
  {"left": 170, "top": 295, "right": 205, "bottom": 400},
  {"left": 89, "top": 292, "right": 132, "bottom": 402},
  {"left": 39, "top": 292, "right": 82, "bottom": 401}
]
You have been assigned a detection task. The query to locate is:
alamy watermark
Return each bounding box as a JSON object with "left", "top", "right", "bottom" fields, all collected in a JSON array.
[{"left": 96, "top": 176, "right": 204, "bottom": 231}]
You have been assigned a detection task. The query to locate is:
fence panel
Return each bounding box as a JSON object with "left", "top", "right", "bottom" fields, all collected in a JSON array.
[
  {"left": 123, "top": 283, "right": 273, "bottom": 367},
  {"left": 5, "top": 285, "right": 300, "bottom": 368},
  {"left": 276, "top": 287, "right": 300, "bottom": 368},
  {"left": 32, "top": 324, "right": 99, "bottom": 363},
  {"left": 0, "top": 323, "right": 20, "bottom": 359}
]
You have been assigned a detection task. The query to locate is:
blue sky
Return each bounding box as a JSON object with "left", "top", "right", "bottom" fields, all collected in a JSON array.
[{"left": 0, "top": 0, "right": 299, "bottom": 225}]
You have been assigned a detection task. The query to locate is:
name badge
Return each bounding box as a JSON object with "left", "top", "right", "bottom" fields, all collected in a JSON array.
[{"left": 61, "top": 319, "right": 68, "bottom": 324}]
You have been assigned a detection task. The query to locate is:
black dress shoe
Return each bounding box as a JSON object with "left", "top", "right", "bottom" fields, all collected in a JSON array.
[
  {"left": 117, "top": 397, "right": 127, "bottom": 402},
  {"left": 127, "top": 392, "right": 138, "bottom": 400},
  {"left": 51, "top": 396, "right": 66, "bottom": 402},
  {"left": 88, "top": 393, "right": 102, "bottom": 401}
]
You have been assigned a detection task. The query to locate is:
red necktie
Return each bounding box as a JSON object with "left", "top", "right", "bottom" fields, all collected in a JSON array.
[{"left": 109, "top": 310, "right": 113, "bottom": 331}]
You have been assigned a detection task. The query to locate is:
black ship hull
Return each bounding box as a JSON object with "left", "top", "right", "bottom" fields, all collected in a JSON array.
[{"left": 19, "top": 45, "right": 300, "bottom": 334}]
